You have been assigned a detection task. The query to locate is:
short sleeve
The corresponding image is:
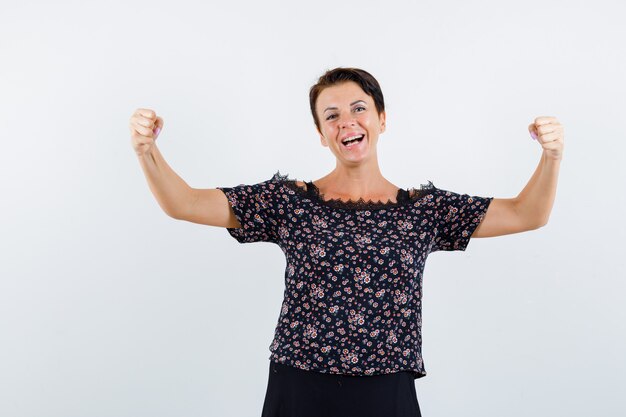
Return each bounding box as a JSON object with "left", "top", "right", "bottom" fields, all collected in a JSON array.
[
  {"left": 431, "top": 188, "right": 493, "bottom": 252},
  {"left": 216, "top": 174, "right": 283, "bottom": 244}
]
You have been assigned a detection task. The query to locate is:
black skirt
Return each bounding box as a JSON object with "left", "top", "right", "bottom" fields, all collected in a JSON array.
[{"left": 261, "top": 361, "right": 422, "bottom": 417}]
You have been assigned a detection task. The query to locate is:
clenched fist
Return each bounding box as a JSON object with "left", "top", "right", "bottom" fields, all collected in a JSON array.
[
  {"left": 129, "top": 108, "right": 164, "bottom": 157},
  {"left": 528, "top": 116, "right": 564, "bottom": 161}
]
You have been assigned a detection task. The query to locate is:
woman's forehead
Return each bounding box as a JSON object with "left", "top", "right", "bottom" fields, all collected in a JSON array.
[{"left": 317, "top": 82, "right": 371, "bottom": 109}]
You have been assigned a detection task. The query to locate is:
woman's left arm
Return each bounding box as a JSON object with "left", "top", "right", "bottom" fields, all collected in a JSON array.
[{"left": 473, "top": 116, "right": 564, "bottom": 238}]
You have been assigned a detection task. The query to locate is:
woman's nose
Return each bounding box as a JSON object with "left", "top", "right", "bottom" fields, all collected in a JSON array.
[{"left": 339, "top": 114, "right": 356, "bottom": 128}]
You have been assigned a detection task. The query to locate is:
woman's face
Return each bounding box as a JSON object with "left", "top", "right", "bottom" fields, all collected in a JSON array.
[{"left": 315, "top": 81, "right": 386, "bottom": 164}]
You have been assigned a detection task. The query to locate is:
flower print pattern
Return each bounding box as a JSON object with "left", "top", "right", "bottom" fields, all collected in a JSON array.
[
  {"left": 431, "top": 189, "right": 495, "bottom": 252},
  {"left": 217, "top": 170, "right": 493, "bottom": 379},
  {"left": 217, "top": 179, "right": 281, "bottom": 244}
]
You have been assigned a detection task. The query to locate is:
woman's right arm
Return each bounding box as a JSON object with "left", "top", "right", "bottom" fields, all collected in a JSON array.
[{"left": 130, "top": 108, "right": 241, "bottom": 228}]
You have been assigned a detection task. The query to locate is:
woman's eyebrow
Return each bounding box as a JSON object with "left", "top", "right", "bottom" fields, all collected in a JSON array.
[{"left": 323, "top": 100, "right": 367, "bottom": 113}]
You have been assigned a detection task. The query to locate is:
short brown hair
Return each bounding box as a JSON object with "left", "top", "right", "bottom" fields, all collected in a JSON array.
[{"left": 309, "top": 67, "right": 385, "bottom": 133}]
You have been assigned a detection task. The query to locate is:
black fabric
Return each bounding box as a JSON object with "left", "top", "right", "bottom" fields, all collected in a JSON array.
[
  {"left": 261, "top": 360, "right": 422, "bottom": 417},
  {"left": 218, "top": 171, "right": 493, "bottom": 379}
]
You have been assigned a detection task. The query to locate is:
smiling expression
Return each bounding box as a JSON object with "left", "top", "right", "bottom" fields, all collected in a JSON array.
[{"left": 315, "top": 81, "right": 386, "bottom": 162}]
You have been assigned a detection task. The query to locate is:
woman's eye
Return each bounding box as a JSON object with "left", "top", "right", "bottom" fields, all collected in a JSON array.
[{"left": 326, "top": 107, "right": 365, "bottom": 120}]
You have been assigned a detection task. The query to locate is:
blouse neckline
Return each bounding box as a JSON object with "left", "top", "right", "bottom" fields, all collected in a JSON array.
[
  {"left": 307, "top": 181, "right": 409, "bottom": 209},
  {"left": 285, "top": 180, "right": 422, "bottom": 210},
  {"left": 272, "top": 171, "right": 437, "bottom": 210}
]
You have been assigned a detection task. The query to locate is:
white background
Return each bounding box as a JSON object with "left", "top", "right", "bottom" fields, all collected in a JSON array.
[{"left": 1, "top": 0, "right": 625, "bottom": 416}]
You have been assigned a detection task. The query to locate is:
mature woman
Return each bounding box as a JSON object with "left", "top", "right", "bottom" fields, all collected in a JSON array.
[{"left": 129, "top": 67, "right": 564, "bottom": 417}]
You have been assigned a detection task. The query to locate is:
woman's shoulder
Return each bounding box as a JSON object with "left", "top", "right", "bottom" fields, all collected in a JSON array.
[
  {"left": 267, "top": 171, "right": 308, "bottom": 191},
  {"left": 406, "top": 180, "right": 437, "bottom": 199}
]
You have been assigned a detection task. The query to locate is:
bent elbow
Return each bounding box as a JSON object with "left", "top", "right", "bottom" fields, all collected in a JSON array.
[
  {"left": 534, "top": 218, "right": 549, "bottom": 230},
  {"left": 167, "top": 209, "right": 186, "bottom": 221}
]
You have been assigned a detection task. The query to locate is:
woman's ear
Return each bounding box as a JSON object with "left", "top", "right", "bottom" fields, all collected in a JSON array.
[{"left": 379, "top": 111, "right": 386, "bottom": 133}]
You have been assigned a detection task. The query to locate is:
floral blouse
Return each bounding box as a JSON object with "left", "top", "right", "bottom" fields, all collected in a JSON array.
[{"left": 217, "top": 171, "right": 493, "bottom": 379}]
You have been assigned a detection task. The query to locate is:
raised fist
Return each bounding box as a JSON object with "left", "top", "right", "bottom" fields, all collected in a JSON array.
[{"left": 129, "top": 108, "right": 164, "bottom": 156}]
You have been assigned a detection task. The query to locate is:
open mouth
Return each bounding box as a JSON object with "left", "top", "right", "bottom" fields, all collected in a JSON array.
[{"left": 341, "top": 134, "right": 365, "bottom": 148}]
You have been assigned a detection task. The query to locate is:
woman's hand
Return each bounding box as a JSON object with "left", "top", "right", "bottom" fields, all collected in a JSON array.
[
  {"left": 528, "top": 116, "right": 564, "bottom": 161},
  {"left": 129, "top": 108, "right": 164, "bottom": 157}
]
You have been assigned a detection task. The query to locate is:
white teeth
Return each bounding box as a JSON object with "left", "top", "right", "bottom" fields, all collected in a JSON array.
[{"left": 342, "top": 134, "right": 364, "bottom": 144}]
